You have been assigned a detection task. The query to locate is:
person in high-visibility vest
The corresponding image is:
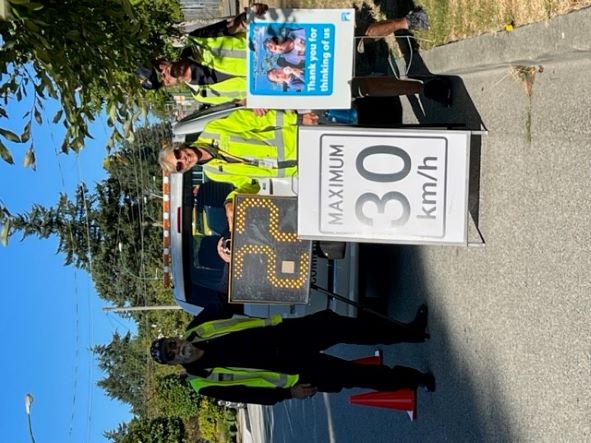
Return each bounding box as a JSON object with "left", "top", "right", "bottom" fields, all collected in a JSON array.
[
  {"left": 150, "top": 306, "right": 434, "bottom": 405},
  {"left": 141, "top": 3, "right": 268, "bottom": 105},
  {"left": 158, "top": 108, "right": 318, "bottom": 230},
  {"left": 143, "top": 5, "right": 452, "bottom": 106},
  {"left": 156, "top": 34, "right": 248, "bottom": 106}
]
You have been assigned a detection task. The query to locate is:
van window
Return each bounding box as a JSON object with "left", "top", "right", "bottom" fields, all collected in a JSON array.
[{"left": 181, "top": 170, "right": 234, "bottom": 297}]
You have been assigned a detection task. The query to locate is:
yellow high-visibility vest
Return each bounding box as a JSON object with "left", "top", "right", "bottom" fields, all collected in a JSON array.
[
  {"left": 185, "top": 35, "right": 247, "bottom": 104},
  {"left": 189, "top": 367, "right": 299, "bottom": 392},
  {"left": 183, "top": 314, "right": 283, "bottom": 341},
  {"left": 195, "top": 109, "right": 299, "bottom": 201},
  {"left": 183, "top": 314, "right": 297, "bottom": 393}
]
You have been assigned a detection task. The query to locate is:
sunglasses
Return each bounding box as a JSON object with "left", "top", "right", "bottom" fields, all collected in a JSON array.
[{"left": 173, "top": 148, "right": 184, "bottom": 172}]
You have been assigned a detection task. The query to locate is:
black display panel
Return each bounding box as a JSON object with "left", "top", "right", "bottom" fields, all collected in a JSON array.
[{"left": 229, "top": 195, "right": 311, "bottom": 304}]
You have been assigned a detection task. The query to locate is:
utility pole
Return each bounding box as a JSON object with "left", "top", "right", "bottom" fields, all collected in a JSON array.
[{"left": 103, "top": 305, "right": 181, "bottom": 313}]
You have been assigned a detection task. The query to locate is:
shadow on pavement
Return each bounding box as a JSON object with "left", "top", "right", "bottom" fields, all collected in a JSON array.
[
  {"left": 395, "top": 30, "right": 486, "bottom": 231},
  {"left": 355, "top": 245, "right": 514, "bottom": 442},
  {"left": 267, "top": 5, "right": 503, "bottom": 441},
  {"left": 351, "top": 18, "right": 507, "bottom": 442}
]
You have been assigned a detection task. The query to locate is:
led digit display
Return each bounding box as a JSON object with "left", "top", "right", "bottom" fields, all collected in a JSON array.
[{"left": 229, "top": 195, "right": 311, "bottom": 304}]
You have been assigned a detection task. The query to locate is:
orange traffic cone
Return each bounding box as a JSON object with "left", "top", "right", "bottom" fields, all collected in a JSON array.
[
  {"left": 349, "top": 389, "right": 417, "bottom": 420},
  {"left": 352, "top": 349, "right": 383, "bottom": 366}
]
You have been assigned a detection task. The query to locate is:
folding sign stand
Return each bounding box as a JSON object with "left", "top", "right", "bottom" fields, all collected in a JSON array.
[
  {"left": 297, "top": 126, "right": 485, "bottom": 247},
  {"left": 229, "top": 194, "right": 408, "bottom": 320}
]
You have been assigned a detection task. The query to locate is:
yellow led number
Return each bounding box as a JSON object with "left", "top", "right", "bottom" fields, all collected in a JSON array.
[{"left": 233, "top": 197, "right": 309, "bottom": 289}]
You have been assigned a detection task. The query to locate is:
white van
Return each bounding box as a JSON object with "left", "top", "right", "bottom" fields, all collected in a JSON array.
[{"left": 167, "top": 107, "right": 359, "bottom": 318}]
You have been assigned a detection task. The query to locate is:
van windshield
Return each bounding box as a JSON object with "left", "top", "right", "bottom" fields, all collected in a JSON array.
[{"left": 181, "top": 169, "right": 234, "bottom": 296}]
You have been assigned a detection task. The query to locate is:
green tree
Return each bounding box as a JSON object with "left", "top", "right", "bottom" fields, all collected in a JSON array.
[
  {"left": 93, "top": 331, "right": 149, "bottom": 415},
  {"left": 0, "top": 123, "right": 171, "bottom": 307},
  {"left": 153, "top": 374, "right": 201, "bottom": 420},
  {"left": 90, "top": 123, "right": 169, "bottom": 306},
  {"left": 198, "top": 397, "right": 236, "bottom": 443},
  {"left": 0, "top": 183, "right": 98, "bottom": 267},
  {"left": 0, "top": 0, "right": 181, "bottom": 165},
  {"left": 105, "top": 416, "right": 186, "bottom": 443}
]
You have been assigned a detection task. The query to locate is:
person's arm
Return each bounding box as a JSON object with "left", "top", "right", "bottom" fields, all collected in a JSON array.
[
  {"left": 189, "top": 3, "right": 268, "bottom": 36},
  {"left": 225, "top": 3, "right": 269, "bottom": 35},
  {"left": 187, "top": 19, "right": 234, "bottom": 38},
  {"left": 190, "top": 88, "right": 246, "bottom": 106},
  {"left": 186, "top": 305, "right": 234, "bottom": 330},
  {"left": 199, "top": 385, "right": 292, "bottom": 406},
  {"left": 201, "top": 165, "right": 261, "bottom": 197},
  {"left": 206, "top": 109, "right": 298, "bottom": 134}
]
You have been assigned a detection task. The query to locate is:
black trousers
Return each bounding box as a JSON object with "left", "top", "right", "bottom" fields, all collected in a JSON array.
[
  {"left": 275, "top": 310, "right": 426, "bottom": 392},
  {"left": 279, "top": 309, "right": 424, "bottom": 350}
]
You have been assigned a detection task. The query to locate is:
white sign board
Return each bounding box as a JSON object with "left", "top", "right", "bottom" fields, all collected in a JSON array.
[
  {"left": 246, "top": 9, "right": 355, "bottom": 109},
  {"left": 297, "top": 126, "right": 471, "bottom": 245}
]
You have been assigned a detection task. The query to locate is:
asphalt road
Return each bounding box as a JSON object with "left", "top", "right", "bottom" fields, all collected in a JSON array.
[{"left": 251, "top": 8, "right": 591, "bottom": 443}]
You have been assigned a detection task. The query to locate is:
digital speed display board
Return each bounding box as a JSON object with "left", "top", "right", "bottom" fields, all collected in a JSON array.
[{"left": 229, "top": 195, "right": 311, "bottom": 304}]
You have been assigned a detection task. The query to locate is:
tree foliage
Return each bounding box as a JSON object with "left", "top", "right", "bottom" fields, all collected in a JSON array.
[
  {"left": 0, "top": 183, "right": 99, "bottom": 266},
  {"left": 90, "top": 123, "right": 170, "bottom": 306},
  {"left": 153, "top": 374, "right": 201, "bottom": 420},
  {"left": 104, "top": 416, "right": 186, "bottom": 443},
  {"left": 198, "top": 397, "right": 237, "bottom": 443},
  {"left": 0, "top": 123, "right": 171, "bottom": 306},
  {"left": 0, "top": 0, "right": 181, "bottom": 165},
  {"left": 93, "top": 331, "right": 149, "bottom": 415}
]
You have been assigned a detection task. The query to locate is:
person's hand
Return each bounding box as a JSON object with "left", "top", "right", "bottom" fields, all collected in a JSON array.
[
  {"left": 216, "top": 237, "right": 232, "bottom": 263},
  {"left": 284, "top": 67, "right": 302, "bottom": 76},
  {"left": 253, "top": 108, "right": 268, "bottom": 116},
  {"left": 229, "top": 3, "right": 268, "bottom": 33},
  {"left": 249, "top": 3, "right": 269, "bottom": 17},
  {"left": 192, "top": 185, "right": 200, "bottom": 197},
  {"left": 290, "top": 383, "right": 317, "bottom": 399},
  {"left": 302, "top": 112, "right": 319, "bottom": 125},
  {"left": 225, "top": 200, "right": 235, "bottom": 232},
  {"left": 294, "top": 37, "right": 306, "bottom": 52}
]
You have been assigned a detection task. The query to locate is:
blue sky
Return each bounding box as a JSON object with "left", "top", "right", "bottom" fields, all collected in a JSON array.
[{"left": 0, "top": 94, "right": 136, "bottom": 441}]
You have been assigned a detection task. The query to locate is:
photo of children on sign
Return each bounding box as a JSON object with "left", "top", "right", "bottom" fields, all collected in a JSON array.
[
  {"left": 246, "top": 9, "right": 354, "bottom": 109},
  {"left": 249, "top": 22, "right": 335, "bottom": 95}
]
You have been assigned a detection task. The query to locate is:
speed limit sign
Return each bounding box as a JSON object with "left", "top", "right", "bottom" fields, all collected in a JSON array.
[{"left": 297, "top": 126, "right": 472, "bottom": 245}]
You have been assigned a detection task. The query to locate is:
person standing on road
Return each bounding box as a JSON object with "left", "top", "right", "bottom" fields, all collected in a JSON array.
[
  {"left": 149, "top": 306, "right": 435, "bottom": 406},
  {"left": 142, "top": 5, "right": 451, "bottom": 106},
  {"left": 158, "top": 108, "right": 315, "bottom": 229},
  {"left": 141, "top": 3, "right": 269, "bottom": 106}
]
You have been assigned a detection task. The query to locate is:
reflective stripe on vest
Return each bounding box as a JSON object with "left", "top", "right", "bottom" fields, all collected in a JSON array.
[
  {"left": 200, "top": 112, "right": 295, "bottom": 176},
  {"left": 188, "top": 367, "right": 299, "bottom": 392},
  {"left": 187, "top": 35, "right": 247, "bottom": 75},
  {"left": 184, "top": 314, "right": 283, "bottom": 341},
  {"left": 185, "top": 77, "right": 247, "bottom": 104}
]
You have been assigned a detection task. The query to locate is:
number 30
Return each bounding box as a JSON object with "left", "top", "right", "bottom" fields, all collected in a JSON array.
[{"left": 355, "top": 145, "right": 411, "bottom": 227}]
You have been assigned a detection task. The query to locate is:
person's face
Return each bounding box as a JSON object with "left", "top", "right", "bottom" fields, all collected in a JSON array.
[
  {"left": 168, "top": 146, "right": 203, "bottom": 172},
  {"left": 268, "top": 68, "right": 289, "bottom": 84},
  {"left": 163, "top": 338, "right": 202, "bottom": 364},
  {"left": 159, "top": 60, "right": 190, "bottom": 86},
  {"left": 170, "top": 60, "right": 190, "bottom": 81},
  {"left": 293, "top": 37, "right": 305, "bottom": 53},
  {"left": 265, "top": 38, "right": 292, "bottom": 54},
  {"left": 157, "top": 61, "right": 176, "bottom": 86}
]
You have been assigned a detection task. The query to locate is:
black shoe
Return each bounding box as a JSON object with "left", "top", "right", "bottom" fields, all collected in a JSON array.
[
  {"left": 410, "top": 304, "right": 429, "bottom": 340},
  {"left": 423, "top": 77, "right": 453, "bottom": 107},
  {"left": 420, "top": 371, "right": 436, "bottom": 393}
]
